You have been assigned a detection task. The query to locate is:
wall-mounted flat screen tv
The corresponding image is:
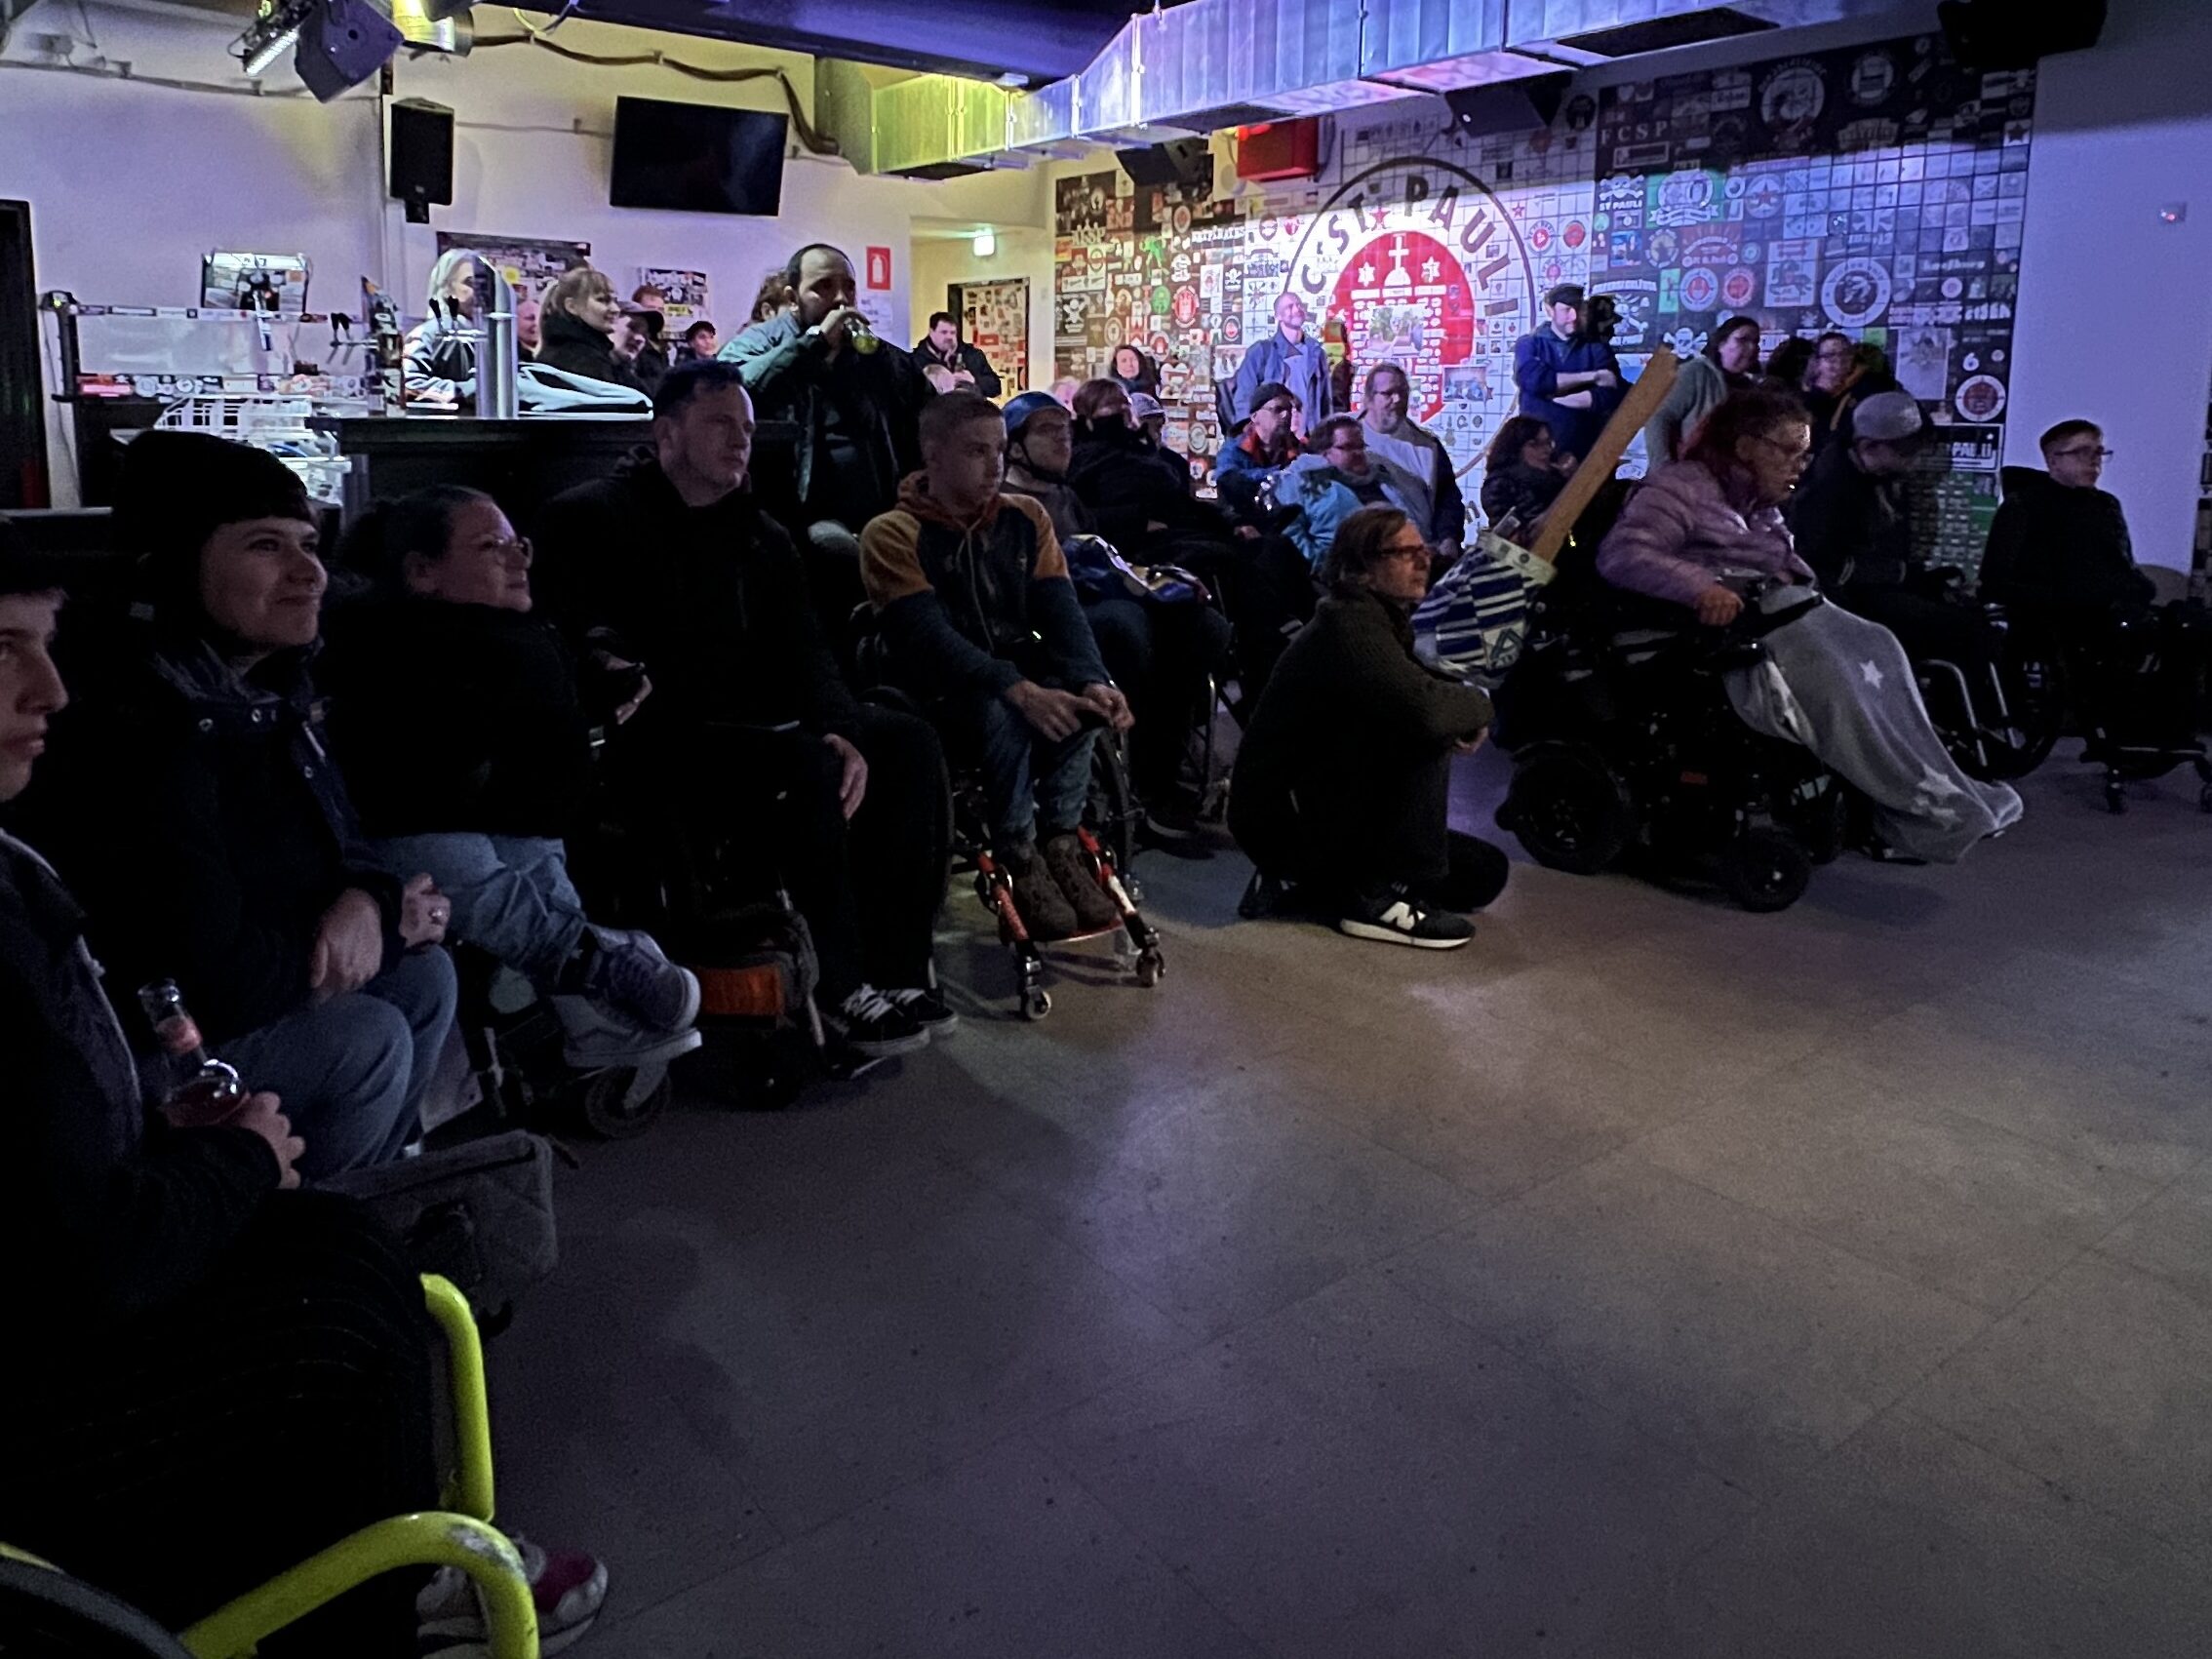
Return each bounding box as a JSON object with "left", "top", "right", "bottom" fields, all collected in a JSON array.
[{"left": 610, "top": 98, "right": 788, "bottom": 216}]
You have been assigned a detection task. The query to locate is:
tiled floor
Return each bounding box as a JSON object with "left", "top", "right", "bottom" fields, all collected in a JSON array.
[{"left": 490, "top": 749, "right": 2212, "bottom": 1658}]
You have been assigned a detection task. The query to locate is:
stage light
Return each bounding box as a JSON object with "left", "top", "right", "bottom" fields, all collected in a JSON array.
[
  {"left": 234, "top": 0, "right": 315, "bottom": 76},
  {"left": 294, "top": 0, "right": 404, "bottom": 102}
]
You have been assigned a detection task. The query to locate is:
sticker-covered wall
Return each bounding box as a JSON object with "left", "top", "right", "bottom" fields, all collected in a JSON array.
[{"left": 1053, "top": 28, "right": 2034, "bottom": 569}]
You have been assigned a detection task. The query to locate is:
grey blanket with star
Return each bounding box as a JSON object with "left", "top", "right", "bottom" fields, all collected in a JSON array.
[{"left": 1724, "top": 590, "right": 2024, "bottom": 862}]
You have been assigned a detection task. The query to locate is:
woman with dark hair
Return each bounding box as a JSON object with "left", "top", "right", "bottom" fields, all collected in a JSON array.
[
  {"left": 20, "top": 431, "right": 457, "bottom": 1177},
  {"left": 1597, "top": 389, "right": 2022, "bottom": 861},
  {"left": 1479, "top": 415, "right": 1571, "bottom": 533},
  {"left": 1068, "top": 377, "right": 1221, "bottom": 549},
  {"left": 1109, "top": 342, "right": 1161, "bottom": 399},
  {"left": 1762, "top": 336, "right": 1816, "bottom": 400},
  {"left": 321, "top": 486, "right": 698, "bottom": 1069},
  {"left": 535, "top": 265, "right": 646, "bottom": 391},
  {"left": 1230, "top": 505, "right": 1507, "bottom": 949},
  {"left": 1643, "top": 314, "right": 1763, "bottom": 465}
]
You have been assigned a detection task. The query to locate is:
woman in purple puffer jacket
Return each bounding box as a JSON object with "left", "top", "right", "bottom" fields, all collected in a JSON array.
[{"left": 1597, "top": 389, "right": 2021, "bottom": 862}]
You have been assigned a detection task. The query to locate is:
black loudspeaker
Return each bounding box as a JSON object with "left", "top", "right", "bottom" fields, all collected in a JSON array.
[
  {"left": 296, "top": 0, "right": 402, "bottom": 102},
  {"left": 1116, "top": 138, "right": 1213, "bottom": 192},
  {"left": 1937, "top": 0, "right": 2106, "bottom": 69},
  {"left": 389, "top": 99, "right": 454, "bottom": 225},
  {"left": 1444, "top": 73, "right": 1574, "bottom": 138}
]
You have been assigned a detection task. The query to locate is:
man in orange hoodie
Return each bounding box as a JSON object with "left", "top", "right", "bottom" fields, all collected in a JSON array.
[{"left": 860, "top": 390, "right": 1132, "bottom": 938}]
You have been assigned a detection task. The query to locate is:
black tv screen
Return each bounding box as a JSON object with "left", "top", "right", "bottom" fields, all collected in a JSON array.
[{"left": 610, "top": 98, "right": 788, "bottom": 216}]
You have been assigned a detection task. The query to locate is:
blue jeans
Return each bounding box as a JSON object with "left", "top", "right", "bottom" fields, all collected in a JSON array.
[
  {"left": 371, "top": 833, "right": 586, "bottom": 986},
  {"left": 221, "top": 947, "right": 458, "bottom": 1180},
  {"left": 969, "top": 693, "right": 1099, "bottom": 849}
]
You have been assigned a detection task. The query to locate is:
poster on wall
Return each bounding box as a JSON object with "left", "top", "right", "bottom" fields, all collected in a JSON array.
[
  {"left": 636, "top": 267, "right": 710, "bottom": 325},
  {"left": 1051, "top": 27, "right": 2032, "bottom": 567},
  {"left": 951, "top": 277, "right": 1030, "bottom": 395},
  {"left": 436, "top": 233, "right": 591, "bottom": 304}
]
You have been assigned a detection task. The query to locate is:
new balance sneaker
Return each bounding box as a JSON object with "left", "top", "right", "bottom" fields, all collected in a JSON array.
[
  {"left": 1004, "top": 843, "right": 1080, "bottom": 940},
  {"left": 1041, "top": 831, "right": 1124, "bottom": 933},
  {"left": 577, "top": 927, "right": 700, "bottom": 1034},
  {"left": 823, "top": 985, "right": 930, "bottom": 1057},
  {"left": 887, "top": 982, "right": 959, "bottom": 1035},
  {"left": 550, "top": 994, "right": 703, "bottom": 1072},
  {"left": 1336, "top": 884, "right": 1475, "bottom": 950},
  {"left": 418, "top": 1535, "right": 608, "bottom": 1657}
]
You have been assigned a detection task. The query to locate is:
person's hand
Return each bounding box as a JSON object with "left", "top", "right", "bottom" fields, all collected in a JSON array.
[
  {"left": 952, "top": 369, "right": 976, "bottom": 388},
  {"left": 823, "top": 732, "right": 869, "bottom": 819},
  {"left": 1593, "top": 369, "right": 1621, "bottom": 390},
  {"left": 1694, "top": 585, "right": 1745, "bottom": 627},
  {"left": 1453, "top": 729, "right": 1489, "bottom": 756},
  {"left": 399, "top": 874, "right": 450, "bottom": 950},
  {"left": 1079, "top": 682, "right": 1135, "bottom": 733},
  {"left": 1234, "top": 523, "right": 1262, "bottom": 541},
  {"left": 1005, "top": 680, "right": 1090, "bottom": 740},
  {"left": 233, "top": 1091, "right": 304, "bottom": 1189},
  {"left": 819, "top": 305, "right": 867, "bottom": 353},
  {"left": 614, "top": 670, "right": 652, "bottom": 724},
  {"left": 310, "top": 889, "right": 385, "bottom": 1000}
]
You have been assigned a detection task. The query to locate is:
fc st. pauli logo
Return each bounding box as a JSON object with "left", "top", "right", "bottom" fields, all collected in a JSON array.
[{"left": 1288, "top": 156, "right": 1543, "bottom": 478}]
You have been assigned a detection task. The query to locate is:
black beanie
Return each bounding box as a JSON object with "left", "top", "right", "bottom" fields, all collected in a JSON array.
[{"left": 113, "top": 431, "right": 315, "bottom": 619}]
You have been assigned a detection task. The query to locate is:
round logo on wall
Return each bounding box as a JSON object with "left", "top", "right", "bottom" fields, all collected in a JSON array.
[
  {"left": 1680, "top": 267, "right": 1721, "bottom": 311},
  {"left": 1759, "top": 61, "right": 1828, "bottom": 148},
  {"left": 1850, "top": 52, "right": 1897, "bottom": 106},
  {"left": 1821, "top": 257, "right": 1893, "bottom": 327},
  {"left": 1721, "top": 266, "right": 1759, "bottom": 308},
  {"left": 1563, "top": 220, "right": 1588, "bottom": 250},
  {"left": 1955, "top": 373, "right": 2007, "bottom": 421}
]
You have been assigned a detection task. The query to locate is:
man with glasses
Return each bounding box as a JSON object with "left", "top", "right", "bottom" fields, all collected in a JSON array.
[
  {"left": 1281, "top": 415, "right": 1433, "bottom": 573},
  {"left": 1979, "top": 419, "right": 2153, "bottom": 635}
]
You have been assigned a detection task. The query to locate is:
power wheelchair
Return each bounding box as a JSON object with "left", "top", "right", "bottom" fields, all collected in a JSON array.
[{"left": 1491, "top": 573, "right": 1849, "bottom": 913}]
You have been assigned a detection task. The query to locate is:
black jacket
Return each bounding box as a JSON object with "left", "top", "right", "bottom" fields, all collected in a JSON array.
[
  {"left": 321, "top": 598, "right": 599, "bottom": 840},
  {"left": 1067, "top": 419, "right": 1229, "bottom": 554},
  {"left": 18, "top": 627, "right": 403, "bottom": 1047},
  {"left": 1788, "top": 440, "right": 1916, "bottom": 591},
  {"left": 536, "top": 307, "right": 645, "bottom": 392},
  {"left": 533, "top": 451, "right": 863, "bottom": 741},
  {"left": 1980, "top": 467, "right": 2156, "bottom": 617},
  {"left": 1231, "top": 587, "right": 1492, "bottom": 868},
  {"left": 1479, "top": 461, "right": 1566, "bottom": 532},
  {"left": 0, "top": 828, "right": 277, "bottom": 1337},
  {"left": 722, "top": 312, "right": 928, "bottom": 529},
  {"left": 912, "top": 336, "right": 1004, "bottom": 399}
]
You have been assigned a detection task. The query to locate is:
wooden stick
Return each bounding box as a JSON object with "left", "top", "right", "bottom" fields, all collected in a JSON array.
[{"left": 1525, "top": 346, "right": 1679, "bottom": 567}]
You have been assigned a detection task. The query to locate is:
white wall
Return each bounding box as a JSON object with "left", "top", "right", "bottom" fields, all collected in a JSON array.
[
  {"left": 0, "top": 3, "right": 1040, "bottom": 499},
  {"left": 2006, "top": 0, "right": 2212, "bottom": 570}
]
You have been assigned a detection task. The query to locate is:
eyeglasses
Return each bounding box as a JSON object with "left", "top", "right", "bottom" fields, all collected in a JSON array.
[
  {"left": 481, "top": 535, "right": 533, "bottom": 563},
  {"left": 2051, "top": 446, "right": 2114, "bottom": 460},
  {"left": 1383, "top": 539, "right": 1432, "bottom": 563},
  {"left": 1750, "top": 434, "right": 1811, "bottom": 466}
]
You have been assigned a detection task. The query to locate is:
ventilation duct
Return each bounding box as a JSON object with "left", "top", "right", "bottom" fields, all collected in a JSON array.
[{"left": 829, "top": 0, "right": 1909, "bottom": 177}]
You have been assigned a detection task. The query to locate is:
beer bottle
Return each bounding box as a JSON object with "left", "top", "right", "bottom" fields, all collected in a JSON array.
[{"left": 137, "top": 979, "right": 251, "bottom": 1128}]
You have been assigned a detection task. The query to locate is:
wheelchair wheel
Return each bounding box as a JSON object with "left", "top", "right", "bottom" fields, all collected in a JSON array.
[
  {"left": 1718, "top": 829, "right": 1812, "bottom": 914},
  {"left": 1501, "top": 744, "right": 1636, "bottom": 876},
  {"left": 1086, "top": 730, "right": 1140, "bottom": 876},
  {"left": 1977, "top": 649, "right": 2067, "bottom": 780},
  {"left": 573, "top": 1064, "right": 673, "bottom": 1139}
]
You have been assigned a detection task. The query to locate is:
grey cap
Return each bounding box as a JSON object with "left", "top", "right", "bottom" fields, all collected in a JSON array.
[{"left": 1854, "top": 390, "right": 1924, "bottom": 443}]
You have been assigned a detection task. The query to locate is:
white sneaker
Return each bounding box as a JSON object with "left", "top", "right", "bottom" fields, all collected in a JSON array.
[{"left": 550, "top": 994, "right": 703, "bottom": 1071}]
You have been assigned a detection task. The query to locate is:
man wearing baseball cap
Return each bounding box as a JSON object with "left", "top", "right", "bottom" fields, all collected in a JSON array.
[
  {"left": 1789, "top": 388, "right": 1995, "bottom": 672},
  {"left": 1513, "top": 283, "right": 1624, "bottom": 462}
]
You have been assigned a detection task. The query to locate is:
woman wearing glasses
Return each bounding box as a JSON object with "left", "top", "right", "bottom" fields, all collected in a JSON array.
[
  {"left": 324, "top": 487, "right": 699, "bottom": 1069},
  {"left": 1231, "top": 506, "right": 1508, "bottom": 949},
  {"left": 1598, "top": 388, "right": 2022, "bottom": 862}
]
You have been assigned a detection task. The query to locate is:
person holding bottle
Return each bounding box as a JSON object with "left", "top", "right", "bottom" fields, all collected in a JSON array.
[
  {"left": 0, "top": 516, "right": 611, "bottom": 1657},
  {"left": 17, "top": 431, "right": 457, "bottom": 1177}
]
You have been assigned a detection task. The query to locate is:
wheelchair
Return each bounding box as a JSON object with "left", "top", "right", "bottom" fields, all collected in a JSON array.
[
  {"left": 0, "top": 1276, "right": 538, "bottom": 1658},
  {"left": 1492, "top": 580, "right": 1847, "bottom": 913},
  {"left": 847, "top": 608, "right": 1165, "bottom": 1020},
  {"left": 2059, "top": 606, "right": 2212, "bottom": 815}
]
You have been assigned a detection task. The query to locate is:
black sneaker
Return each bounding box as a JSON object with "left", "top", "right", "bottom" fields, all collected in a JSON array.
[
  {"left": 579, "top": 926, "right": 701, "bottom": 1034},
  {"left": 887, "top": 983, "right": 959, "bottom": 1035},
  {"left": 1336, "top": 885, "right": 1475, "bottom": 950},
  {"left": 822, "top": 985, "right": 930, "bottom": 1057}
]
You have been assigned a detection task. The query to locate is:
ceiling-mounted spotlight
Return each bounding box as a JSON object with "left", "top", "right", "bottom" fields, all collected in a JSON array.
[
  {"left": 234, "top": 0, "right": 316, "bottom": 76},
  {"left": 389, "top": 0, "right": 473, "bottom": 55},
  {"left": 294, "top": 0, "right": 404, "bottom": 101}
]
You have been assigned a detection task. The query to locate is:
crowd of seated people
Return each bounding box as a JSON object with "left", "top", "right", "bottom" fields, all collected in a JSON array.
[{"left": 9, "top": 244, "right": 2208, "bottom": 1654}]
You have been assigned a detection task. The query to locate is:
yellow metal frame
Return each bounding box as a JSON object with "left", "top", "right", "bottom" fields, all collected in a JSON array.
[{"left": 7, "top": 1274, "right": 537, "bottom": 1659}]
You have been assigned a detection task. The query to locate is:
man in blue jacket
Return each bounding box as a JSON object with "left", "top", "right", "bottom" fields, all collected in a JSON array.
[
  {"left": 1231, "top": 291, "right": 1332, "bottom": 438},
  {"left": 1514, "top": 283, "right": 1624, "bottom": 462}
]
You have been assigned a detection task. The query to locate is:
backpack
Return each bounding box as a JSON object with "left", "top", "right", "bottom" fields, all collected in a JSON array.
[{"left": 1411, "top": 530, "right": 1560, "bottom": 687}]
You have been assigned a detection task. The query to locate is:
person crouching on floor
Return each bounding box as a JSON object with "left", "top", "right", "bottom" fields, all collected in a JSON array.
[
  {"left": 1230, "top": 506, "right": 1509, "bottom": 949},
  {"left": 861, "top": 389, "right": 1133, "bottom": 941}
]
